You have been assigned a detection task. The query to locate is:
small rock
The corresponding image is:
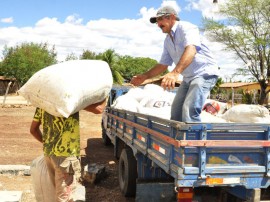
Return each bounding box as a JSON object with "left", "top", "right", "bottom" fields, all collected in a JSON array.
[
  {"left": 24, "top": 168, "right": 31, "bottom": 176},
  {"left": 108, "top": 161, "right": 115, "bottom": 165}
]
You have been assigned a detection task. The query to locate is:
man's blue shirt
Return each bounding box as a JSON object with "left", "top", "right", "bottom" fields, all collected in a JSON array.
[{"left": 159, "top": 21, "right": 220, "bottom": 82}]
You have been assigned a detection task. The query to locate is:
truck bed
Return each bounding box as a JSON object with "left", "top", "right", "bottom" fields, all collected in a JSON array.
[{"left": 106, "top": 107, "right": 270, "bottom": 189}]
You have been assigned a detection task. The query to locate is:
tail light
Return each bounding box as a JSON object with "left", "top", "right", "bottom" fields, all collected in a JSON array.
[{"left": 177, "top": 187, "right": 194, "bottom": 202}]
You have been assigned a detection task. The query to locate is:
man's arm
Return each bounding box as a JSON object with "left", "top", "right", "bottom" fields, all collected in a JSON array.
[
  {"left": 130, "top": 64, "right": 168, "bottom": 86},
  {"left": 30, "top": 120, "right": 42, "bottom": 143},
  {"left": 161, "top": 45, "right": 197, "bottom": 90},
  {"left": 172, "top": 45, "right": 197, "bottom": 75},
  {"left": 84, "top": 98, "right": 107, "bottom": 114},
  {"left": 144, "top": 63, "right": 168, "bottom": 79}
]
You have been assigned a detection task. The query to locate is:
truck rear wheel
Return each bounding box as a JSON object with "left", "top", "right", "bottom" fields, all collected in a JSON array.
[{"left": 118, "top": 147, "right": 137, "bottom": 197}]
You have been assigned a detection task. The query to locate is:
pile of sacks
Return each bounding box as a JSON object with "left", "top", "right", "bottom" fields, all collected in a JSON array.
[
  {"left": 112, "top": 84, "right": 270, "bottom": 123},
  {"left": 112, "top": 84, "right": 174, "bottom": 120}
]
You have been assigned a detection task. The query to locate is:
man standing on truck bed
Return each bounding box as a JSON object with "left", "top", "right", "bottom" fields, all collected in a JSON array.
[{"left": 130, "top": 5, "right": 219, "bottom": 122}]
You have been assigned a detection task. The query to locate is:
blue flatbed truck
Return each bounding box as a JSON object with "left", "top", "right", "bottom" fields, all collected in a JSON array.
[{"left": 101, "top": 86, "right": 270, "bottom": 202}]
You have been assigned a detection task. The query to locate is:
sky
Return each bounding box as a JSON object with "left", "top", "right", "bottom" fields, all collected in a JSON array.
[{"left": 0, "top": 0, "right": 245, "bottom": 81}]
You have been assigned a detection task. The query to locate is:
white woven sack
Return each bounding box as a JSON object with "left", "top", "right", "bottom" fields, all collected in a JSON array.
[
  {"left": 140, "top": 96, "right": 172, "bottom": 108},
  {"left": 19, "top": 60, "right": 113, "bottom": 117},
  {"left": 31, "top": 156, "right": 86, "bottom": 202},
  {"left": 111, "top": 94, "right": 139, "bottom": 112},
  {"left": 30, "top": 156, "right": 55, "bottom": 202},
  {"left": 221, "top": 104, "right": 270, "bottom": 123},
  {"left": 125, "top": 87, "right": 146, "bottom": 102},
  {"left": 138, "top": 106, "right": 171, "bottom": 120},
  {"left": 143, "top": 84, "right": 165, "bottom": 97},
  {"left": 201, "top": 111, "right": 227, "bottom": 123},
  {"left": 139, "top": 89, "right": 175, "bottom": 108}
]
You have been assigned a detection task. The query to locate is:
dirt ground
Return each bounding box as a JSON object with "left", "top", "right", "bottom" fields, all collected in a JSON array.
[{"left": 0, "top": 103, "right": 135, "bottom": 202}]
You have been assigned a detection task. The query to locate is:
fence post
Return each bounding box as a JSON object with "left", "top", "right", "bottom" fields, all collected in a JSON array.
[{"left": 3, "top": 81, "right": 12, "bottom": 105}]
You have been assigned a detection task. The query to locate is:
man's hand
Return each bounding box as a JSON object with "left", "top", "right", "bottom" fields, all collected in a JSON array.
[
  {"left": 84, "top": 97, "right": 108, "bottom": 114},
  {"left": 130, "top": 74, "right": 148, "bottom": 86},
  {"left": 161, "top": 72, "right": 179, "bottom": 90}
]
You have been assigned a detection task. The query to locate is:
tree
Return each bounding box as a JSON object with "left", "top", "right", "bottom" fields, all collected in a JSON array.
[
  {"left": 80, "top": 50, "right": 97, "bottom": 60},
  {"left": 65, "top": 52, "right": 78, "bottom": 61},
  {"left": 203, "top": 0, "right": 270, "bottom": 104},
  {"left": 119, "top": 56, "right": 158, "bottom": 82},
  {"left": 0, "top": 42, "right": 57, "bottom": 85},
  {"left": 97, "top": 49, "right": 124, "bottom": 84}
]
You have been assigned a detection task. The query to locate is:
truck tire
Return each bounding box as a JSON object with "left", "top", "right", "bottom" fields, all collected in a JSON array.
[
  {"left": 101, "top": 121, "right": 111, "bottom": 146},
  {"left": 118, "top": 148, "right": 137, "bottom": 197}
]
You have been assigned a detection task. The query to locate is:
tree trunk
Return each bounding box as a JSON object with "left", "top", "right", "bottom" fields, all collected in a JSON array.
[{"left": 259, "top": 81, "right": 267, "bottom": 105}]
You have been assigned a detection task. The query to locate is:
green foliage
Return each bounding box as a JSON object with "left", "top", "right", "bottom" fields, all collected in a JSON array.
[
  {"left": 203, "top": 0, "right": 270, "bottom": 104},
  {"left": 79, "top": 49, "right": 158, "bottom": 84},
  {"left": 241, "top": 91, "right": 253, "bottom": 104},
  {"left": 119, "top": 56, "right": 158, "bottom": 82},
  {"left": 99, "top": 49, "right": 124, "bottom": 84},
  {"left": 0, "top": 42, "right": 158, "bottom": 86},
  {"left": 0, "top": 42, "right": 57, "bottom": 85},
  {"left": 65, "top": 52, "right": 78, "bottom": 61},
  {"left": 80, "top": 50, "right": 97, "bottom": 59}
]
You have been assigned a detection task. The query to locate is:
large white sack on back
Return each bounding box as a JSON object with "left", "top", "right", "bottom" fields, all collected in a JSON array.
[
  {"left": 19, "top": 60, "right": 113, "bottom": 117},
  {"left": 111, "top": 94, "right": 139, "bottom": 112},
  {"left": 221, "top": 104, "right": 270, "bottom": 123},
  {"left": 31, "top": 156, "right": 55, "bottom": 202}
]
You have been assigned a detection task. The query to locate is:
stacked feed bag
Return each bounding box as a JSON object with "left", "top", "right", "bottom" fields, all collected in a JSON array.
[
  {"left": 201, "top": 111, "right": 228, "bottom": 123},
  {"left": 138, "top": 89, "right": 175, "bottom": 120},
  {"left": 111, "top": 94, "right": 140, "bottom": 113},
  {"left": 112, "top": 84, "right": 175, "bottom": 119},
  {"left": 19, "top": 60, "right": 113, "bottom": 118},
  {"left": 221, "top": 104, "right": 270, "bottom": 123},
  {"left": 125, "top": 87, "right": 148, "bottom": 103},
  {"left": 112, "top": 84, "right": 270, "bottom": 123},
  {"left": 112, "top": 84, "right": 228, "bottom": 122}
]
